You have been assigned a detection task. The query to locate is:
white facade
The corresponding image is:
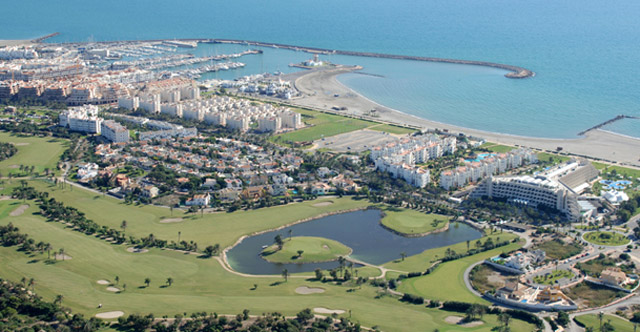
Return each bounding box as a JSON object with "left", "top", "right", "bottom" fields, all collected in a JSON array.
[
  {"left": 101, "top": 120, "right": 129, "bottom": 143},
  {"left": 257, "top": 117, "right": 281, "bottom": 132},
  {"left": 59, "top": 105, "right": 102, "bottom": 134}
]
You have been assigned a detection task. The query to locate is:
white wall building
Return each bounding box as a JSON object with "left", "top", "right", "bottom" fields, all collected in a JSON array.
[
  {"left": 59, "top": 105, "right": 102, "bottom": 134},
  {"left": 101, "top": 120, "right": 129, "bottom": 143}
]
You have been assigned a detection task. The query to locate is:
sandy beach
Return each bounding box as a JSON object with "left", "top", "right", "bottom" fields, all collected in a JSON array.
[{"left": 287, "top": 67, "right": 640, "bottom": 167}]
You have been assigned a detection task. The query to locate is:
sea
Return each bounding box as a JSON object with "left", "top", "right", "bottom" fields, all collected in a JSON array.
[{"left": 2, "top": 0, "right": 640, "bottom": 139}]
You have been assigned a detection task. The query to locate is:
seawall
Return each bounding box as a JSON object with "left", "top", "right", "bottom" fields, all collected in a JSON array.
[{"left": 210, "top": 38, "right": 535, "bottom": 79}]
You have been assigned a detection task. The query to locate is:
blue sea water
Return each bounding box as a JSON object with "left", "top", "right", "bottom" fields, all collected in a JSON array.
[{"left": 2, "top": 0, "right": 640, "bottom": 138}]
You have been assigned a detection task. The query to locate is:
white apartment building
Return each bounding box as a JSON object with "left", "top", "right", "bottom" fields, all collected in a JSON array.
[
  {"left": 118, "top": 96, "right": 139, "bottom": 110},
  {"left": 439, "top": 148, "right": 538, "bottom": 190},
  {"left": 101, "top": 120, "right": 129, "bottom": 143},
  {"left": 59, "top": 105, "right": 102, "bottom": 134},
  {"left": 227, "top": 116, "right": 250, "bottom": 132},
  {"left": 471, "top": 175, "right": 581, "bottom": 220},
  {"left": 257, "top": 117, "right": 282, "bottom": 132}
]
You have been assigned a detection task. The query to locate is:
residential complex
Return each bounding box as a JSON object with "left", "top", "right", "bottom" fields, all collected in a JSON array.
[
  {"left": 440, "top": 148, "right": 538, "bottom": 190},
  {"left": 59, "top": 105, "right": 102, "bottom": 134},
  {"left": 100, "top": 120, "right": 129, "bottom": 143},
  {"left": 369, "top": 135, "right": 456, "bottom": 188}
]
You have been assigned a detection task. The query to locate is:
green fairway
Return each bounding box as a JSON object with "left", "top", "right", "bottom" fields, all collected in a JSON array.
[
  {"left": 379, "top": 206, "right": 450, "bottom": 236},
  {"left": 261, "top": 236, "right": 351, "bottom": 263},
  {"left": 368, "top": 124, "right": 418, "bottom": 135},
  {"left": 583, "top": 231, "right": 630, "bottom": 246},
  {"left": 24, "top": 180, "right": 370, "bottom": 249},
  {"left": 574, "top": 313, "right": 634, "bottom": 331},
  {"left": 0, "top": 131, "right": 67, "bottom": 175},
  {"left": 393, "top": 235, "right": 522, "bottom": 304},
  {"left": 0, "top": 198, "right": 535, "bottom": 331}
]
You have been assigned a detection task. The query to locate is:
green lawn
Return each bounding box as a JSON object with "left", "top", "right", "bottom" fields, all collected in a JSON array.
[
  {"left": 533, "top": 269, "right": 575, "bottom": 285},
  {"left": 478, "top": 143, "right": 515, "bottom": 153},
  {"left": 574, "top": 314, "right": 633, "bottom": 331},
  {"left": 261, "top": 236, "right": 351, "bottom": 264},
  {"left": 23, "top": 180, "right": 370, "bottom": 249},
  {"left": 537, "top": 152, "right": 571, "bottom": 164},
  {"left": 0, "top": 131, "right": 67, "bottom": 175},
  {"left": 272, "top": 109, "right": 377, "bottom": 143},
  {"left": 368, "top": 124, "right": 418, "bottom": 135},
  {"left": 583, "top": 231, "right": 630, "bottom": 246},
  {"left": 0, "top": 199, "right": 535, "bottom": 332},
  {"left": 379, "top": 206, "right": 450, "bottom": 236},
  {"left": 396, "top": 237, "right": 523, "bottom": 304}
]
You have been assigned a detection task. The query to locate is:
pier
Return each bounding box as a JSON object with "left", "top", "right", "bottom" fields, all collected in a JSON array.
[
  {"left": 578, "top": 115, "right": 640, "bottom": 136},
  {"left": 32, "top": 32, "right": 60, "bottom": 43},
  {"left": 209, "top": 38, "right": 535, "bottom": 79}
]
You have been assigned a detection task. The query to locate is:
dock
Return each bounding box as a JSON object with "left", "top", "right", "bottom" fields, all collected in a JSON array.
[
  {"left": 578, "top": 114, "right": 640, "bottom": 136},
  {"left": 32, "top": 32, "right": 60, "bottom": 43}
]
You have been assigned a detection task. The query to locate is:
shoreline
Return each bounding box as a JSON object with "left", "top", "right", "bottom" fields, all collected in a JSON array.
[
  {"left": 378, "top": 220, "right": 451, "bottom": 238},
  {"left": 288, "top": 67, "right": 640, "bottom": 167}
]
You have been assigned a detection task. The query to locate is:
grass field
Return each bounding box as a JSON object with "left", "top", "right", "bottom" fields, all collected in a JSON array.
[
  {"left": 396, "top": 237, "right": 523, "bottom": 303},
  {"left": 478, "top": 143, "right": 515, "bottom": 153},
  {"left": 273, "top": 110, "right": 376, "bottom": 143},
  {"left": 19, "top": 180, "right": 370, "bottom": 249},
  {"left": 563, "top": 282, "right": 625, "bottom": 308},
  {"left": 583, "top": 231, "right": 630, "bottom": 246},
  {"left": 379, "top": 206, "right": 450, "bottom": 236},
  {"left": 537, "top": 152, "right": 571, "bottom": 164},
  {"left": 0, "top": 131, "right": 67, "bottom": 175},
  {"left": 574, "top": 313, "right": 634, "bottom": 331},
  {"left": 533, "top": 269, "right": 575, "bottom": 285},
  {"left": 0, "top": 199, "right": 535, "bottom": 331},
  {"left": 261, "top": 236, "right": 351, "bottom": 264},
  {"left": 532, "top": 239, "right": 583, "bottom": 260}
]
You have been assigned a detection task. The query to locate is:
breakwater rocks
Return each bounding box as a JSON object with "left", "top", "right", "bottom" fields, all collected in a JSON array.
[
  {"left": 210, "top": 39, "right": 535, "bottom": 79},
  {"left": 578, "top": 114, "right": 640, "bottom": 136}
]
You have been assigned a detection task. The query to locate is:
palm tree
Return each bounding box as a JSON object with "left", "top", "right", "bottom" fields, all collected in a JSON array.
[
  {"left": 400, "top": 252, "right": 407, "bottom": 261},
  {"left": 20, "top": 277, "right": 26, "bottom": 287},
  {"left": 115, "top": 276, "right": 120, "bottom": 285},
  {"left": 466, "top": 240, "right": 470, "bottom": 252},
  {"left": 54, "top": 294, "right": 63, "bottom": 306},
  {"left": 282, "top": 269, "right": 289, "bottom": 282},
  {"left": 166, "top": 277, "right": 173, "bottom": 287},
  {"left": 28, "top": 278, "right": 35, "bottom": 291},
  {"left": 120, "top": 220, "right": 127, "bottom": 240},
  {"left": 44, "top": 243, "right": 52, "bottom": 260},
  {"left": 122, "top": 283, "right": 127, "bottom": 292},
  {"left": 58, "top": 248, "right": 65, "bottom": 261},
  {"left": 144, "top": 277, "right": 151, "bottom": 287},
  {"left": 288, "top": 229, "right": 293, "bottom": 241}
]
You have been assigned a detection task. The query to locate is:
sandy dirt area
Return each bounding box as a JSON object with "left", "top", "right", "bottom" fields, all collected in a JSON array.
[
  {"left": 95, "top": 311, "right": 124, "bottom": 319},
  {"left": 127, "top": 247, "right": 149, "bottom": 253},
  {"left": 312, "top": 201, "right": 334, "bottom": 207},
  {"left": 53, "top": 253, "right": 72, "bottom": 260},
  {"left": 444, "top": 316, "right": 484, "bottom": 327},
  {"left": 14, "top": 142, "right": 30, "bottom": 146},
  {"left": 160, "top": 218, "right": 184, "bottom": 223},
  {"left": 314, "top": 308, "right": 345, "bottom": 314},
  {"left": 96, "top": 280, "right": 110, "bottom": 285},
  {"left": 295, "top": 286, "right": 325, "bottom": 294},
  {"left": 10, "top": 204, "right": 29, "bottom": 216},
  {"left": 106, "top": 287, "right": 120, "bottom": 292}
]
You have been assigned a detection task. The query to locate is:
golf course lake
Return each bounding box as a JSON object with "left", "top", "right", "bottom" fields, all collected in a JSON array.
[{"left": 226, "top": 209, "right": 482, "bottom": 274}]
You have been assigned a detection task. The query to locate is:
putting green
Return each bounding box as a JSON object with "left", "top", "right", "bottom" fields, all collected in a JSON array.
[{"left": 261, "top": 236, "right": 351, "bottom": 263}]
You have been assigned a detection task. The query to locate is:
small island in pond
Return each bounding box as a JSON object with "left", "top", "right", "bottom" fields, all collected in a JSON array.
[{"left": 261, "top": 236, "right": 352, "bottom": 264}]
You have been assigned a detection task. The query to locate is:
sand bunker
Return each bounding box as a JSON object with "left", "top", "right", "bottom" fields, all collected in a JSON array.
[
  {"left": 445, "top": 316, "right": 484, "bottom": 327},
  {"left": 312, "top": 201, "right": 334, "bottom": 207},
  {"left": 295, "top": 286, "right": 325, "bottom": 294},
  {"left": 314, "top": 307, "right": 345, "bottom": 314},
  {"left": 14, "top": 142, "right": 30, "bottom": 146},
  {"left": 95, "top": 311, "right": 124, "bottom": 319},
  {"left": 126, "top": 247, "right": 149, "bottom": 253},
  {"left": 9, "top": 204, "right": 29, "bottom": 216},
  {"left": 160, "top": 218, "right": 184, "bottom": 223},
  {"left": 96, "top": 280, "right": 110, "bottom": 285},
  {"left": 106, "top": 287, "right": 120, "bottom": 292},
  {"left": 8, "top": 165, "right": 19, "bottom": 169},
  {"left": 53, "top": 253, "right": 72, "bottom": 260},
  {"left": 0, "top": 196, "right": 11, "bottom": 201}
]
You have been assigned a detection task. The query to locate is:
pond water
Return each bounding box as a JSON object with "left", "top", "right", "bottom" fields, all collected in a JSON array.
[{"left": 226, "top": 209, "right": 483, "bottom": 275}]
